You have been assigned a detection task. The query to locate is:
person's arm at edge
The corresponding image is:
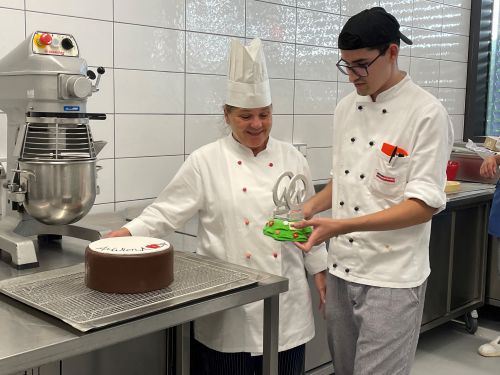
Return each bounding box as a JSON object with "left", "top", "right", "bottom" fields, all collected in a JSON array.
[{"left": 480, "top": 154, "right": 500, "bottom": 178}]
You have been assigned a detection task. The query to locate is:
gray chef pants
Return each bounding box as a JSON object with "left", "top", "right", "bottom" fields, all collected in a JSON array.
[{"left": 325, "top": 273, "right": 427, "bottom": 375}]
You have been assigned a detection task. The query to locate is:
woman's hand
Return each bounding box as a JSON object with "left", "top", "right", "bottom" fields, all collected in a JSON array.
[
  {"left": 480, "top": 156, "right": 499, "bottom": 179},
  {"left": 314, "top": 270, "right": 327, "bottom": 312},
  {"left": 104, "top": 227, "right": 132, "bottom": 238}
]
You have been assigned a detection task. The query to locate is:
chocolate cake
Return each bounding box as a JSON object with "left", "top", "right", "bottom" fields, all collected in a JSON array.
[{"left": 85, "top": 236, "right": 174, "bottom": 293}]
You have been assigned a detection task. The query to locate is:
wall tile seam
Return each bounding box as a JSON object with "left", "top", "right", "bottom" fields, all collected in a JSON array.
[
  {"left": 24, "top": 9, "right": 114, "bottom": 22},
  {"left": 0, "top": 6, "right": 24, "bottom": 11},
  {"left": 112, "top": 0, "right": 116, "bottom": 212},
  {"left": 411, "top": 25, "right": 469, "bottom": 36},
  {"left": 115, "top": 68, "right": 467, "bottom": 79},
  {"left": 115, "top": 67, "right": 186, "bottom": 74},
  {"left": 113, "top": 197, "right": 163, "bottom": 203},
  {"left": 113, "top": 20, "right": 186, "bottom": 33},
  {"left": 115, "top": 155, "right": 185, "bottom": 159}
]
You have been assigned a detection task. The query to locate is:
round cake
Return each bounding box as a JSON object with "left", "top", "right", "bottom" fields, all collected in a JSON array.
[
  {"left": 263, "top": 218, "right": 312, "bottom": 242},
  {"left": 85, "top": 236, "right": 174, "bottom": 293}
]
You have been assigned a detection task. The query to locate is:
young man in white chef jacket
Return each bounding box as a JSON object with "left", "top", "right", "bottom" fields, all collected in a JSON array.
[
  {"left": 107, "top": 38, "right": 327, "bottom": 374},
  {"left": 294, "top": 7, "right": 454, "bottom": 375}
]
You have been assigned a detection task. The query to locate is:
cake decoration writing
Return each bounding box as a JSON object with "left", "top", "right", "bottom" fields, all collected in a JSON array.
[{"left": 95, "top": 241, "right": 168, "bottom": 253}]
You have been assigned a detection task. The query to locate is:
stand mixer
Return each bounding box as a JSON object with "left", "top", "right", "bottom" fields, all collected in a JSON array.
[{"left": 0, "top": 31, "right": 107, "bottom": 268}]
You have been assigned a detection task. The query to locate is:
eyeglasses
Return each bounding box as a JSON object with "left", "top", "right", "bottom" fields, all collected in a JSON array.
[{"left": 336, "top": 48, "right": 388, "bottom": 78}]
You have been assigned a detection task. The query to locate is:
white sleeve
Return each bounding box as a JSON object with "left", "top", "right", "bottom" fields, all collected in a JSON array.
[
  {"left": 124, "top": 154, "right": 204, "bottom": 237},
  {"left": 404, "top": 102, "right": 454, "bottom": 213}
]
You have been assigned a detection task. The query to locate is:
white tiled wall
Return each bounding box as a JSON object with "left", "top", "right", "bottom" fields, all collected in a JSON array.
[{"left": 0, "top": 0, "right": 471, "bottom": 213}]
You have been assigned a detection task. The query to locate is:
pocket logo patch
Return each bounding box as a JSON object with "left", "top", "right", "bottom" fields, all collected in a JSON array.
[{"left": 376, "top": 172, "right": 396, "bottom": 183}]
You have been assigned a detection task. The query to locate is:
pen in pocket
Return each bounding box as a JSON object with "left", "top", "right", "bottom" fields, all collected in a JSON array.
[{"left": 389, "top": 146, "right": 398, "bottom": 164}]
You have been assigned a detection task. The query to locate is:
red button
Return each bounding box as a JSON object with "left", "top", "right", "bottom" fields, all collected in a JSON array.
[
  {"left": 268, "top": 162, "right": 273, "bottom": 167},
  {"left": 242, "top": 187, "right": 247, "bottom": 192},
  {"left": 237, "top": 160, "right": 242, "bottom": 165},
  {"left": 39, "top": 33, "right": 52, "bottom": 46},
  {"left": 244, "top": 218, "right": 250, "bottom": 225}
]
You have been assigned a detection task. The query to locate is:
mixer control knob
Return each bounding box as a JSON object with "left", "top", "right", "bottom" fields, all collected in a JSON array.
[
  {"left": 66, "top": 76, "right": 92, "bottom": 98},
  {"left": 87, "top": 70, "right": 96, "bottom": 80},
  {"left": 61, "top": 37, "right": 74, "bottom": 50}
]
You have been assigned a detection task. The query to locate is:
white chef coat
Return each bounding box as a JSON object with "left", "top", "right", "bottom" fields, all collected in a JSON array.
[
  {"left": 329, "top": 74, "right": 454, "bottom": 288},
  {"left": 125, "top": 134, "right": 327, "bottom": 353}
]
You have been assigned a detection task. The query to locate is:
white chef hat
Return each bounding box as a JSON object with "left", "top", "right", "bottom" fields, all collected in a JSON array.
[{"left": 225, "top": 38, "right": 271, "bottom": 108}]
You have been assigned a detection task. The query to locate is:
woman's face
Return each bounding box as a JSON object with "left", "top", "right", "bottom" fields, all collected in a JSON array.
[{"left": 224, "top": 105, "right": 272, "bottom": 155}]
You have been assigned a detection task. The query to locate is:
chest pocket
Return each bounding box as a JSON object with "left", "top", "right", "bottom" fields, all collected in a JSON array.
[{"left": 368, "top": 150, "right": 409, "bottom": 199}]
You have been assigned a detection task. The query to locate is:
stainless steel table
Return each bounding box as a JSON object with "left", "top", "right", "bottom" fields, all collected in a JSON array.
[{"left": 0, "top": 236, "right": 288, "bottom": 375}]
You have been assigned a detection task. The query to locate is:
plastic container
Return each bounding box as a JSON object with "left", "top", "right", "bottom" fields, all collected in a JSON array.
[{"left": 446, "top": 160, "right": 460, "bottom": 181}]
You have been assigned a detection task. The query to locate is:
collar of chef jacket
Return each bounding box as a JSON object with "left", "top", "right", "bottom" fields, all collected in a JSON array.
[
  {"left": 354, "top": 73, "right": 411, "bottom": 104},
  {"left": 225, "top": 132, "right": 275, "bottom": 158}
]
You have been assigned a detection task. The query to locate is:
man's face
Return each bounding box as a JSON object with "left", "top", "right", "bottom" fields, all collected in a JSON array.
[{"left": 339, "top": 46, "right": 396, "bottom": 98}]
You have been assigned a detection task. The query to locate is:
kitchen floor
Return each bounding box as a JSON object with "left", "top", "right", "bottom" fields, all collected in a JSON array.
[{"left": 411, "top": 306, "right": 500, "bottom": 375}]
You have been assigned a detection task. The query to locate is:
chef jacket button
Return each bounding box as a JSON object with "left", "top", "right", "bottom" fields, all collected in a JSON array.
[
  {"left": 345, "top": 268, "right": 350, "bottom": 273},
  {"left": 357, "top": 105, "right": 363, "bottom": 110},
  {"left": 242, "top": 187, "right": 247, "bottom": 192},
  {"left": 332, "top": 263, "right": 337, "bottom": 268},
  {"left": 354, "top": 206, "right": 359, "bottom": 211},
  {"left": 344, "top": 170, "right": 350, "bottom": 174},
  {"left": 382, "top": 109, "right": 387, "bottom": 114},
  {"left": 350, "top": 137, "right": 356, "bottom": 142},
  {"left": 273, "top": 252, "right": 278, "bottom": 259},
  {"left": 268, "top": 162, "right": 273, "bottom": 167},
  {"left": 369, "top": 141, "right": 374, "bottom": 146},
  {"left": 348, "top": 238, "right": 354, "bottom": 243},
  {"left": 244, "top": 218, "right": 250, "bottom": 225},
  {"left": 360, "top": 174, "right": 365, "bottom": 179},
  {"left": 339, "top": 201, "right": 344, "bottom": 206},
  {"left": 237, "top": 160, "right": 242, "bottom": 165}
]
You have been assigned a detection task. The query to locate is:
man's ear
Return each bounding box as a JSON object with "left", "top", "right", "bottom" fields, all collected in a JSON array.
[{"left": 389, "top": 43, "right": 400, "bottom": 62}]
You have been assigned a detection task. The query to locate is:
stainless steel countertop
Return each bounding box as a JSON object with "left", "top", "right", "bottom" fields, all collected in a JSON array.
[
  {"left": 446, "top": 181, "right": 496, "bottom": 201},
  {"left": 0, "top": 228, "right": 288, "bottom": 375}
]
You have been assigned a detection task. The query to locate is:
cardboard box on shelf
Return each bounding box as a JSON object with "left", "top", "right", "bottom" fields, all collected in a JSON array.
[{"left": 483, "top": 136, "right": 500, "bottom": 151}]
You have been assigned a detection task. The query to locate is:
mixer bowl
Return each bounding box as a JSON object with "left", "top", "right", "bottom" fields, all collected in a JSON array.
[{"left": 18, "top": 160, "right": 97, "bottom": 225}]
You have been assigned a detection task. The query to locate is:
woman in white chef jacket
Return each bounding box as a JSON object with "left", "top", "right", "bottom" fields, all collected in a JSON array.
[{"left": 106, "top": 38, "right": 327, "bottom": 375}]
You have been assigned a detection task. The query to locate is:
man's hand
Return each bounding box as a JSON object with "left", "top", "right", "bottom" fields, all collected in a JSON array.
[
  {"left": 104, "top": 227, "right": 132, "bottom": 238},
  {"left": 314, "top": 270, "right": 327, "bottom": 312},
  {"left": 480, "top": 156, "right": 498, "bottom": 179},
  {"left": 293, "top": 218, "right": 346, "bottom": 252}
]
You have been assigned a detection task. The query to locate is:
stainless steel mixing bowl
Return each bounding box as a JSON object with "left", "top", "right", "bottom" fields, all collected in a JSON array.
[{"left": 18, "top": 160, "right": 97, "bottom": 225}]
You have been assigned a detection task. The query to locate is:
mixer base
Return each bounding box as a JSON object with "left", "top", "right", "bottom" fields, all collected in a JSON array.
[
  {"left": 0, "top": 216, "right": 107, "bottom": 268},
  {"left": 0, "top": 216, "right": 38, "bottom": 269}
]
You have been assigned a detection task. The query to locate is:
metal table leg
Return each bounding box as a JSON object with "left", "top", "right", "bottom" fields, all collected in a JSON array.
[
  {"left": 263, "top": 294, "right": 279, "bottom": 375},
  {"left": 176, "top": 322, "right": 190, "bottom": 375}
]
